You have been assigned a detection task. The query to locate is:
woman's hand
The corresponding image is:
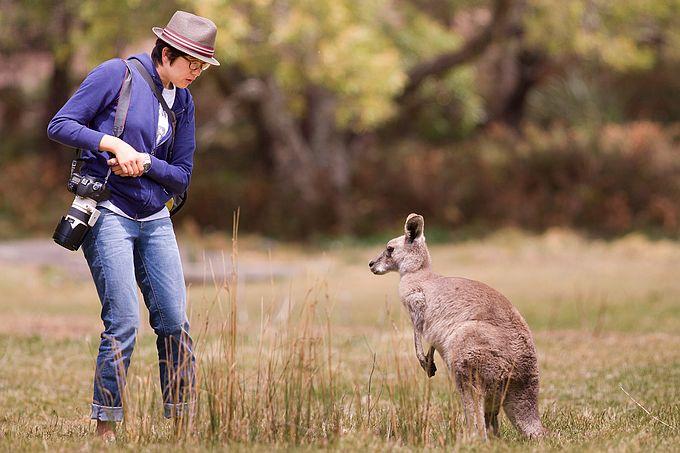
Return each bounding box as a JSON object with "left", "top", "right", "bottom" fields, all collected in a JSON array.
[
  {"left": 106, "top": 157, "right": 139, "bottom": 177},
  {"left": 99, "top": 135, "right": 146, "bottom": 177}
]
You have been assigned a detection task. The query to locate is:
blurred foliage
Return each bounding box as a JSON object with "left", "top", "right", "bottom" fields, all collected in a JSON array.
[
  {"left": 200, "top": 0, "right": 408, "bottom": 130},
  {"left": 413, "top": 66, "right": 485, "bottom": 141},
  {"left": 524, "top": 0, "right": 680, "bottom": 71},
  {"left": 526, "top": 71, "right": 624, "bottom": 128},
  {"left": 78, "top": 0, "right": 181, "bottom": 63},
  {"left": 0, "top": 0, "right": 679, "bottom": 239},
  {"left": 352, "top": 122, "right": 680, "bottom": 237}
]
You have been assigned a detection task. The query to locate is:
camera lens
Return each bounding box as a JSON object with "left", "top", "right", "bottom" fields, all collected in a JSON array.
[
  {"left": 53, "top": 196, "right": 99, "bottom": 251},
  {"left": 53, "top": 216, "right": 89, "bottom": 251}
]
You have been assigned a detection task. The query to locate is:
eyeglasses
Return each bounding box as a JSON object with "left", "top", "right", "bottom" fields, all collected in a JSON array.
[{"left": 181, "top": 56, "right": 210, "bottom": 71}]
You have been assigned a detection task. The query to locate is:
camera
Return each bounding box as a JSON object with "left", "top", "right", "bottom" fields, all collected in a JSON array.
[{"left": 53, "top": 172, "right": 111, "bottom": 251}]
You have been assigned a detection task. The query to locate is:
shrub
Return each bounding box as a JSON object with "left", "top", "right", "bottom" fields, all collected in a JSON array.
[{"left": 353, "top": 122, "right": 680, "bottom": 237}]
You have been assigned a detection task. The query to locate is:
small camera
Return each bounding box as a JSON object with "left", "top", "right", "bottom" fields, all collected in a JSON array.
[{"left": 53, "top": 172, "right": 111, "bottom": 251}]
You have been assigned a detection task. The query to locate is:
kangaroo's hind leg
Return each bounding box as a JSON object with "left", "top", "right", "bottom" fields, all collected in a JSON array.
[
  {"left": 456, "top": 374, "right": 488, "bottom": 440},
  {"left": 484, "top": 385, "right": 505, "bottom": 436},
  {"left": 484, "top": 409, "right": 500, "bottom": 436},
  {"left": 484, "top": 386, "right": 503, "bottom": 436}
]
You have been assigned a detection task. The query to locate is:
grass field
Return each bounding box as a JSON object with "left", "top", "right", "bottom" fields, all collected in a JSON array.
[{"left": 1, "top": 228, "right": 679, "bottom": 451}]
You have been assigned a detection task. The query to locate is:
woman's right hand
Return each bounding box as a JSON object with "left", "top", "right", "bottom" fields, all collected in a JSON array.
[{"left": 99, "top": 135, "right": 146, "bottom": 177}]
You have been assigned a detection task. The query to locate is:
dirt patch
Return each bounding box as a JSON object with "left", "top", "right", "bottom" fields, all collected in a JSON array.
[
  {"left": 0, "top": 238, "right": 297, "bottom": 284},
  {"left": 0, "top": 314, "right": 100, "bottom": 340}
]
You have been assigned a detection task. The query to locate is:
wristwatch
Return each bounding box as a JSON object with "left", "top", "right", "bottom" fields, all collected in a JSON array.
[{"left": 142, "top": 154, "right": 152, "bottom": 173}]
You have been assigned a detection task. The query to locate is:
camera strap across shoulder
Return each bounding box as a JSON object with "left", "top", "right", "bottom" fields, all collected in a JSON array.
[
  {"left": 103, "top": 62, "right": 133, "bottom": 185},
  {"left": 125, "top": 57, "right": 187, "bottom": 217},
  {"left": 72, "top": 61, "right": 132, "bottom": 184},
  {"left": 113, "top": 63, "right": 133, "bottom": 138},
  {"left": 126, "top": 58, "right": 177, "bottom": 157}
]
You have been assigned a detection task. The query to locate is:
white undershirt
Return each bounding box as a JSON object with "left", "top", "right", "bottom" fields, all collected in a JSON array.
[
  {"left": 156, "top": 85, "right": 176, "bottom": 146},
  {"left": 98, "top": 85, "right": 176, "bottom": 221}
]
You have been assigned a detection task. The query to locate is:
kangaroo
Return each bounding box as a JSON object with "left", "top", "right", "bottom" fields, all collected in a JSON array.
[{"left": 369, "top": 213, "right": 546, "bottom": 440}]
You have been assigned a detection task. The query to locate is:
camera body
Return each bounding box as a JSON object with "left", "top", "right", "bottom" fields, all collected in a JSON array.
[
  {"left": 53, "top": 172, "right": 111, "bottom": 251},
  {"left": 66, "top": 172, "right": 110, "bottom": 201}
]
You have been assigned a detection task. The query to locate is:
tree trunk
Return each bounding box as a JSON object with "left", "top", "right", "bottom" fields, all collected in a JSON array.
[
  {"left": 304, "top": 85, "right": 352, "bottom": 233},
  {"left": 492, "top": 49, "right": 549, "bottom": 128},
  {"left": 254, "top": 78, "right": 353, "bottom": 235}
]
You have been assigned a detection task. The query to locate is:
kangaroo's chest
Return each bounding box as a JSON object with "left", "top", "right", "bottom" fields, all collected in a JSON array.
[
  {"left": 400, "top": 289, "right": 425, "bottom": 312},
  {"left": 398, "top": 284, "right": 427, "bottom": 330}
]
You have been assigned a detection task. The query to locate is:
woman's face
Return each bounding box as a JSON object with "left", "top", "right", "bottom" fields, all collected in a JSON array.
[{"left": 159, "top": 48, "right": 207, "bottom": 89}]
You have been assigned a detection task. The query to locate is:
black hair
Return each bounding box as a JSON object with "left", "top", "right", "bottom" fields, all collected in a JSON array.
[{"left": 151, "top": 38, "right": 189, "bottom": 66}]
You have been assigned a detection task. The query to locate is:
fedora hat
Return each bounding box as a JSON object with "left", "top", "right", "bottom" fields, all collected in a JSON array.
[{"left": 153, "top": 11, "right": 220, "bottom": 66}]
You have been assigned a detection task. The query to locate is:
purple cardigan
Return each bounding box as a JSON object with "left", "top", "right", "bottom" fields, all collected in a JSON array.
[{"left": 47, "top": 53, "right": 196, "bottom": 219}]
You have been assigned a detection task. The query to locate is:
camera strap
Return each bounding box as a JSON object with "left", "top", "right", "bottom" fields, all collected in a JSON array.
[
  {"left": 103, "top": 62, "right": 133, "bottom": 185},
  {"left": 126, "top": 58, "right": 176, "bottom": 157},
  {"left": 72, "top": 61, "right": 133, "bottom": 185},
  {"left": 126, "top": 58, "right": 187, "bottom": 217},
  {"left": 113, "top": 64, "right": 133, "bottom": 139}
]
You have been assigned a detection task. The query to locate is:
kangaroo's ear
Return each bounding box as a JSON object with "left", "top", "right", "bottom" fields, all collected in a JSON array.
[{"left": 404, "top": 213, "right": 424, "bottom": 243}]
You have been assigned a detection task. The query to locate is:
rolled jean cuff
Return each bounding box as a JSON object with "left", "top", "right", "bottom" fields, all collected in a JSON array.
[
  {"left": 91, "top": 404, "right": 123, "bottom": 421},
  {"left": 163, "top": 401, "right": 193, "bottom": 419}
]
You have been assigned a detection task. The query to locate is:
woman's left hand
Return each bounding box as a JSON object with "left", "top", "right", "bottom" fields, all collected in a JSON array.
[{"left": 107, "top": 157, "right": 142, "bottom": 177}]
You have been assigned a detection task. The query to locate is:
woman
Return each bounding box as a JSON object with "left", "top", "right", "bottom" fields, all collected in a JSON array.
[{"left": 47, "top": 11, "right": 220, "bottom": 440}]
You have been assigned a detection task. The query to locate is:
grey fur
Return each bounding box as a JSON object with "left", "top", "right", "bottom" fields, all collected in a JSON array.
[{"left": 369, "top": 213, "right": 546, "bottom": 440}]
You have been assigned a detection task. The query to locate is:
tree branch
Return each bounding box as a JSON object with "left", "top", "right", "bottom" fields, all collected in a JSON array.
[{"left": 400, "top": 0, "right": 513, "bottom": 100}]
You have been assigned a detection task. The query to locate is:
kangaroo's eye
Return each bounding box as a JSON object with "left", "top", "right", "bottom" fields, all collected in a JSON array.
[{"left": 386, "top": 246, "right": 394, "bottom": 255}]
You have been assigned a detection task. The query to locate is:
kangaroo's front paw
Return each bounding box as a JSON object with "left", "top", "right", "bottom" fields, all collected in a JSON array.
[
  {"left": 426, "top": 356, "right": 437, "bottom": 377},
  {"left": 418, "top": 357, "right": 429, "bottom": 375},
  {"left": 419, "top": 356, "right": 436, "bottom": 377}
]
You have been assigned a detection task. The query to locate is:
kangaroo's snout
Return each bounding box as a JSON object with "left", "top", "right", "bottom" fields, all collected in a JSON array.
[
  {"left": 368, "top": 254, "right": 389, "bottom": 275},
  {"left": 368, "top": 260, "right": 383, "bottom": 275}
]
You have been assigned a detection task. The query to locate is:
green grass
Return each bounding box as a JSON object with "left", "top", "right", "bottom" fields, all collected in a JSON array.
[{"left": 0, "top": 229, "right": 678, "bottom": 451}]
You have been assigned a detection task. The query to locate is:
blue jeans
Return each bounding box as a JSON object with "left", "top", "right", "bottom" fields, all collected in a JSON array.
[{"left": 82, "top": 208, "right": 195, "bottom": 422}]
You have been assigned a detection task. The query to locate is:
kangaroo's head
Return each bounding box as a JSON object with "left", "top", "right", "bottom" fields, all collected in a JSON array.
[{"left": 369, "top": 213, "right": 431, "bottom": 276}]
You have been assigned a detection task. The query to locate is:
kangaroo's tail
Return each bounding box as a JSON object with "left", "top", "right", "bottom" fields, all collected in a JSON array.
[{"left": 503, "top": 385, "right": 547, "bottom": 439}]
